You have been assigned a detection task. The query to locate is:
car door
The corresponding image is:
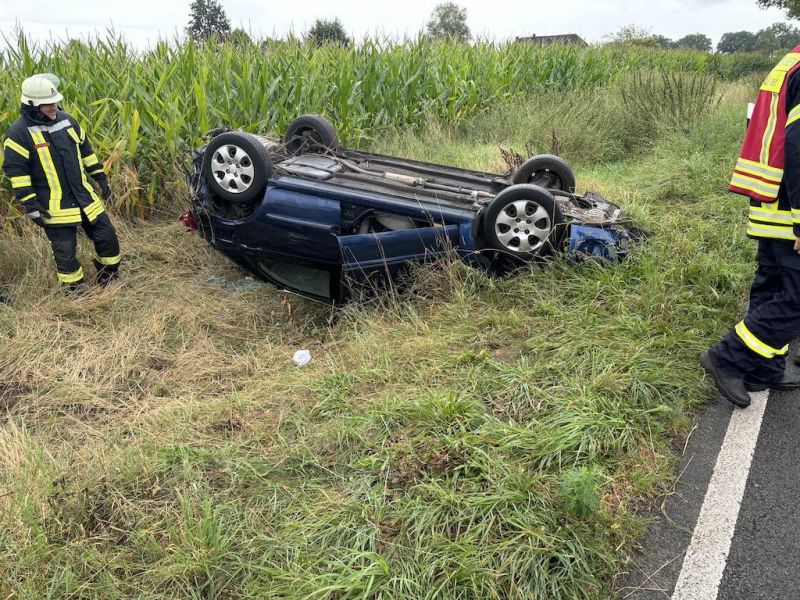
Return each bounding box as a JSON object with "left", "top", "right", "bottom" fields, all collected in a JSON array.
[
  {"left": 237, "top": 184, "right": 341, "bottom": 261},
  {"left": 336, "top": 224, "right": 466, "bottom": 301},
  {"left": 232, "top": 184, "right": 342, "bottom": 301}
]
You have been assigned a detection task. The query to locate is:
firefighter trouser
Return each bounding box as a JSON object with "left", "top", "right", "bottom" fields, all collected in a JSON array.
[
  {"left": 43, "top": 211, "right": 121, "bottom": 286},
  {"left": 711, "top": 238, "right": 800, "bottom": 380}
]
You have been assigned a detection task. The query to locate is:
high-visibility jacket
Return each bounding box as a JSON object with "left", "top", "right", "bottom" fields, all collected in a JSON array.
[
  {"left": 2, "top": 107, "right": 107, "bottom": 227},
  {"left": 730, "top": 47, "right": 800, "bottom": 241}
]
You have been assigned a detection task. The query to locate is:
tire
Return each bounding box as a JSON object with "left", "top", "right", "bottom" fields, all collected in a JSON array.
[
  {"left": 285, "top": 114, "right": 340, "bottom": 155},
  {"left": 512, "top": 154, "right": 576, "bottom": 192},
  {"left": 202, "top": 131, "right": 272, "bottom": 204},
  {"left": 481, "top": 185, "right": 565, "bottom": 258}
]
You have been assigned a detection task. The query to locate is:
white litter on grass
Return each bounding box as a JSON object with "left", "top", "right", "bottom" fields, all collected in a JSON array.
[{"left": 293, "top": 349, "right": 312, "bottom": 366}]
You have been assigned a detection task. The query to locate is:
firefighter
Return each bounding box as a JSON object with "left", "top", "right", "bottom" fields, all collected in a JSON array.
[
  {"left": 2, "top": 74, "right": 120, "bottom": 292},
  {"left": 702, "top": 48, "right": 800, "bottom": 408}
]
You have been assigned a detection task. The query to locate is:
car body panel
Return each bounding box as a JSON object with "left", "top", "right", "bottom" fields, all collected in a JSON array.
[{"left": 242, "top": 186, "right": 342, "bottom": 262}]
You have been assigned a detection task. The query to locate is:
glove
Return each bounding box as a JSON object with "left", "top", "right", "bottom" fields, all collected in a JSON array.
[
  {"left": 25, "top": 211, "right": 45, "bottom": 228},
  {"left": 99, "top": 179, "right": 112, "bottom": 201}
]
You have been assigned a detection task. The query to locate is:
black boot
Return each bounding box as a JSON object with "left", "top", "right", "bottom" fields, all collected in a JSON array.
[
  {"left": 701, "top": 350, "right": 752, "bottom": 408},
  {"left": 745, "top": 372, "right": 800, "bottom": 392},
  {"left": 63, "top": 280, "right": 87, "bottom": 296},
  {"left": 93, "top": 260, "right": 119, "bottom": 286}
]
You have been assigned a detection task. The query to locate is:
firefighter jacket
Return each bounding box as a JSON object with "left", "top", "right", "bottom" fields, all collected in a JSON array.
[
  {"left": 3, "top": 106, "right": 107, "bottom": 227},
  {"left": 729, "top": 46, "right": 800, "bottom": 241}
]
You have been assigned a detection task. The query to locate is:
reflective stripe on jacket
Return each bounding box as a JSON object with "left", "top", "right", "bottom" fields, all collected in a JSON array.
[{"left": 2, "top": 110, "right": 106, "bottom": 226}]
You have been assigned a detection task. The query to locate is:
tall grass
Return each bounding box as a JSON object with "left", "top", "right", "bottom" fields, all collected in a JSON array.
[{"left": 0, "top": 33, "right": 771, "bottom": 217}]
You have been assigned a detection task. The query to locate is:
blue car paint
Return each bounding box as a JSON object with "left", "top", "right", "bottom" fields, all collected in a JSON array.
[
  {"left": 273, "top": 178, "right": 476, "bottom": 225},
  {"left": 568, "top": 225, "right": 629, "bottom": 261},
  {"left": 227, "top": 178, "right": 477, "bottom": 264},
  {"left": 340, "top": 224, "right": 466, "bottom": 269},
  {"left": 242, "top": 187, "right": 342, "bottom": 263}
]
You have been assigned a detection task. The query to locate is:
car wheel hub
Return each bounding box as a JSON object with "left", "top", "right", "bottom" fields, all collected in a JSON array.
[
  {"left": 494, "top": 199, "right": 552, "bottom": 253},
  {"left": 212, "top": 144, "right": 255, "bottom": 194}
]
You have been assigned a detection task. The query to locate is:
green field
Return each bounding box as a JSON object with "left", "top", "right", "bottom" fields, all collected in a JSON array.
[
  {"left": 0, "top": 36, "right": 762, "bottom": 598},
  {"left": 0, "top": 35, "right": 771, "bottom": 216}
]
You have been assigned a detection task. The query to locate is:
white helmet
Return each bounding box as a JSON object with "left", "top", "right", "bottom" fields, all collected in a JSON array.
[
  {"left": 37, "top": 72, "right": 61, "bottom": 88},
  {"left": 21, "top": 74, "right": 63, "bottom": 107}
]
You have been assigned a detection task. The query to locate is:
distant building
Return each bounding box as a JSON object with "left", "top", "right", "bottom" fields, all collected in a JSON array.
[{"left": 515, "top": 34, "right": 588, "bottom": 47}]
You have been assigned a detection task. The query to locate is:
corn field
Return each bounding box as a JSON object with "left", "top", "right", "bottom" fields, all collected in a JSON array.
[{"left": 0, "top": 33, "right": 772, "bottom": 217}]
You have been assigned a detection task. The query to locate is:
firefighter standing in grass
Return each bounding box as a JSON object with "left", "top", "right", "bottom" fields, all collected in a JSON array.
[
  {"left": 2, "top": 74, "right": 120, "bottom": 292},
  {"left": 702, "top": 48, "right": 800, "bottom": 407}
]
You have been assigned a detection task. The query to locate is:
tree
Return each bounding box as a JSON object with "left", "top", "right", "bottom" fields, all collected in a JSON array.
[
  {"left": 652, "top": 35, "right": 674, "bottom": 49},
  {"left": 230, "top": 28, "right": 253, "bottom": 47},
  {"left": 717, "top": 24, "right": 799, "bottom": 54},
  {"left": 717, "top": 30, "right": 758, "bottom": 53},
  {"left": 674, "top": 33, "right": 712, "bottom": 52},
  {"left": 426, "top": 2, "right": 471, "bottom": 42},
  {"left": 757, "top": 0, "right": 800, "bottom": 20},
  {"left": 757, "top": 22, "right": 800, "bottom": 51},
  {"left": 605, "top": 25, "right": 661, "bottom": 48},
  {"left": 306, "top": 18, "right": 351, "bottom": 47},
  {"left": 186, "top": 0, "right": 231, "bottom": 42},
  {"left": 755, "top": 27, "right": 783, "bottom": 53}
]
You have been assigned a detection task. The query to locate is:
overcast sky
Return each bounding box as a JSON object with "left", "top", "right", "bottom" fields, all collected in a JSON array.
[{"left": 0, "top": 0, "right": 791, "bottom": 48}]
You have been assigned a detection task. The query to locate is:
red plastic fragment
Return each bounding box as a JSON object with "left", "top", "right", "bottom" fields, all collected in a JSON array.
[{"left": 179, "top": 210, "right": 198, "bottom": 233}]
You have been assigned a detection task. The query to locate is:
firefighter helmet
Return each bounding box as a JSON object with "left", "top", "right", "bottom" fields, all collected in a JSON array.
[
  {"left": 37, "top": 72, "right": 61, "bottom": 88},
  {"left": 20, "top": 74, "right": 63, "bottom": 107}
]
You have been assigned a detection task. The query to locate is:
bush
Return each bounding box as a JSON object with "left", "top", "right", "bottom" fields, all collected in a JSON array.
[{"left": 619, "top": 69, "right": 720, "bottom": 148}]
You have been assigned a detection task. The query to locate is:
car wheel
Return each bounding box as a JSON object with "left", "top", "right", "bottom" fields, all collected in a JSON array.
[
  {"left": 512, "top": 154, "right": 576, "bottom": 192},
  {"left": 285, "top": 114, "right": 340, "bottom": 155},
  {"left": 482, "top": 184, "right": 565, "bottom": 258},
  {"left": 202, "top": 131, "right": 272, "bottom": 204}
]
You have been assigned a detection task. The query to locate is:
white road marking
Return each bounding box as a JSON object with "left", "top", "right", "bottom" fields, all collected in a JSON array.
[{"left": 672, "top": 391, "right": 769, "bottom": 600}]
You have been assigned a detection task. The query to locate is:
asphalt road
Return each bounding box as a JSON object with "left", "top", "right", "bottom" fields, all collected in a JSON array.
[
  {"left": 717, "top": 389, "right": 800, "bottom": 599},
  {"left": 617, "top": 386, "right": 800, "bottom": 600}
]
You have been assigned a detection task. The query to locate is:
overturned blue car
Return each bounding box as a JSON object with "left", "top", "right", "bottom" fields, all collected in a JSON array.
[{"left": 187, "top": 114, "right": 633, "bottom": 304}]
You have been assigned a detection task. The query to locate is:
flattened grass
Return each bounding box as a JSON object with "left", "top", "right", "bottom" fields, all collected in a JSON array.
[{"left": 0, "top": 82, "right": 754, "bottom": 598}]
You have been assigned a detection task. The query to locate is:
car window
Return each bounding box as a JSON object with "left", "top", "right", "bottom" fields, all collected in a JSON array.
[{"left": 256, "top": 258, "right": 332, "bottom": 298}]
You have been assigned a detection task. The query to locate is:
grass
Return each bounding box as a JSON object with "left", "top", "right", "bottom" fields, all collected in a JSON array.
[{"left": 0, "top": 77, "right": 757, "bottom": 598}]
